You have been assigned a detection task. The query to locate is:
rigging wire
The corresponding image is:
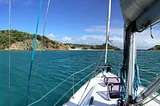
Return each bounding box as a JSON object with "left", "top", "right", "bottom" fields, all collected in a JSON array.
[
  {"left": 8, "top": 0, "right": 12, "bottom": 105},
  {"left": 53, "top": 70, "right": 95, "bottom": 106},
  {"left": 141, "top": 93, "right": 160, "bottom": 106},
  {"left": 77, "top": 54, "right": 104, "bottom": 105},
  {"left": 27, "top": 0, "right": 51, "bottom": 104},
  {"left": 28, "top": 63, "right": 95, "bottom": 106},
  {"left": 25, "top": 0, "right": 43, "bottom": 105}
]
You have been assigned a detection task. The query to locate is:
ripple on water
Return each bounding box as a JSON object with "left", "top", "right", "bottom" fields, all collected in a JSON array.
[{"left": 0, "top": 50, "right": 159, "bottom": 106}]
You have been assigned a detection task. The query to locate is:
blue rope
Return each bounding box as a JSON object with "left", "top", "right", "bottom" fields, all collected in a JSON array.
[
  {"left": 120, "top": 60, "right": 141, "bottom": 100},
  {"left": 120, "top": 66, "right": 126, "bottom": 99},
  {"left": 26, "top": 0, "right": 43, "bottom": 105},
  {"left": 134, "top": 60, "right": 140, "bottom": 98}
]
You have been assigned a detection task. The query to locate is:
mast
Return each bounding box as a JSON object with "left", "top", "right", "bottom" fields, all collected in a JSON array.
[
  {"left": 120, "top": 0, "right": 160, "bottom": 105},
  {"left": 125, "top": 26, "right": 136, "bottom": 106},
  {"left": 104, "top": 0, "right": 111, "bottom": 65}
]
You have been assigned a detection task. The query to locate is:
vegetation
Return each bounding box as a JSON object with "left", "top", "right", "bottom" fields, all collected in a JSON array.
[
  {"left": 64, "top": 43, "right": 92, "bottom": 48},
  {"left": 148, "top": 45, "right": 160, "bottom": 50},
  {"left": 90, "top": 43, "right": 120, "bottom": 50},
  {"left": 0, "top": 30, "right": 120, "bottom": 50},
  {"left": 0, "top": 30, "right": 33, "bottom": 49},
  {"left": 82, "top": 47, "right": 89, "bottom": 50},
  {"left": 0, "top": 30, "right": 67, "bottom": 50},
  {"left": 64, "top": 43, "right": 120, "bottom": 50}
]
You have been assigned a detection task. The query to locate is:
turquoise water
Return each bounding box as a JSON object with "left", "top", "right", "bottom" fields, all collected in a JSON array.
[{"left": 0, "top": 50, "right": 159, "bottom": 106}]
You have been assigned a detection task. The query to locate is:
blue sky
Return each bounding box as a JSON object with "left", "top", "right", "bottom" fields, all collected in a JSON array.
[{"left": 0, "top": 0, "right": 160, "bottom": 49}]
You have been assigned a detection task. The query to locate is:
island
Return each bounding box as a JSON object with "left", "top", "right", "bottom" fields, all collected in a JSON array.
[
  {"left": 64, "top": 43, "right": 120, "bottom": 50},
  {"left": 0, "top": 30, "right": 68, "bottom": 50},
  {"left": 148, "top": 45, "right": 160, "bottom": 50},
  {"left": 0, "top": 30, "right": 120, "bottom": 50}
]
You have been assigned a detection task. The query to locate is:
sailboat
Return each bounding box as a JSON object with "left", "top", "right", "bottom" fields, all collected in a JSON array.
[
  {"left": 21, "top": 0, "right": 160, "bottom": 106},
  {"left": 62, "top": 0, "right": 160, "bottom": 106}
]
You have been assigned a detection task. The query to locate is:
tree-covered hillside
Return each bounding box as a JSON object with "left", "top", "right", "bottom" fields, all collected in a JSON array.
[
  {"left": 64, "top": 43, "right": 120, "bottom": 50},
  {"left": 90, "top": 43, "right": 120, "bottom": 50},
  {"left": 0, "top": 30, "right": 120, "bottom": 50},
  {"left": 0, "top": 30, "right": 68, "bottom": 50},
  {"left": 148, "top": 45, "right": 160, "bottom": 50}
]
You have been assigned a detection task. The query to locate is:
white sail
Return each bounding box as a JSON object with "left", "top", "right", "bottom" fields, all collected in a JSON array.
[{"left": 120, "top": 0, "right": 157, "bottom": 28}]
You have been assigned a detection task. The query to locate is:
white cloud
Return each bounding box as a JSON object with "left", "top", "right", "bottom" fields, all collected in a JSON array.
[
  {"left": 81, "top": 35, "right": 105, "bottom": 41},
  {"left": 84, "top": 25, "right": 123, "bottom": 35},
  {"left": 47, "top": 34, "right": 106, "bottom": 45},
  {"left": 110, "top": 35, "right": 123, "bottom": 49},
  {"left": 79, "top": 35, "right": 106, "bottom": 45},
  {"left": 84, "top": 26, "right": 106, "bottom": 33},
  {"left": 47, "top": 34, "right": 72, "bottom": 43},
  {"left": 83, "top": 26, "right": 160, "bottom": 49},
  {"left": 46, "top": 26, "right": 160, "bottom": 49},
  {"left": 47, "top": 33, "right": 55, "bottom": 39},
  {"left": 62, "top": 36, "right": 72, "bottom": 42},
  {"left": 136, "top": 29, "right": 160, "bottom": 49},
  {"left": 46, "top": 29, "right": 123, "bottom": 48},
  {"left": 84, "top": 26, "right": 123, "bottom": 48}
]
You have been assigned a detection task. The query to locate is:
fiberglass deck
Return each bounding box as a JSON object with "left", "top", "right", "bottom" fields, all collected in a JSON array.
[{"left": 64, "top": 72, "right": 160, "bottom": 106}]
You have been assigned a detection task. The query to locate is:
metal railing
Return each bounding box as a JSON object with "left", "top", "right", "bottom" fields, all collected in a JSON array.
[
  {"left": 140, "top": 78, "right": 151, "bottom": 84},
  {"left": 28, "top": 62, "right": 97, "bottom": 106},
  {"left": 140, "top": 69, "right": 159, "bottom": 85},
  {"left": 138, "top": 70, "right": 160, "bottom": 105},
  {"left": 28, "top": 53, "right": 104, "bottom": 106},
  {"left": 28, "top": 63, "right": 159, "bottom": 106},
  {"left": 140, "top": 69, "right": 159, "bottom": 78},
  {"left": 53, "top": 70, "right": 95, "bottom": 106},
  {"left": 139, "top": 69, "right": 160, "bottom": 98}
]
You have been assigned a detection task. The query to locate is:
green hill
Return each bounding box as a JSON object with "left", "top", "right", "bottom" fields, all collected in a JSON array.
[
  {"left": 64, "top": 43, "right": 92, "bottom": 49},
  {"left": 0, "top": 30, "right": 120, "bottom": 51},
  {"left": 148, "top": 45, "right": 160, "bottom": 50},
  {"left": 90, "top": 43, "right": 120, "bottom": 50},
  {"left": 0, "top": 30, "right": 68, "bottom": 50},
  {"left": 64, "top": 43, "right": 120, "bottom": 50}
]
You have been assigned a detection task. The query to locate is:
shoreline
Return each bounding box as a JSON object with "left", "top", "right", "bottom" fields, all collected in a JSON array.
[{"left": 0, "top": 49, "right": 121, "bottom": 51}]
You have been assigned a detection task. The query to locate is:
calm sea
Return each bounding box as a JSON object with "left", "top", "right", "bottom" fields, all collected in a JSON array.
[{"left": 0, "top": 50, "right": 159, "bottom": 106}]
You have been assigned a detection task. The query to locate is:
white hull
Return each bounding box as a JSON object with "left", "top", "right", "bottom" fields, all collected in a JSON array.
[{"left": 64, "top": 72, "right": 160, "bottom": 106}]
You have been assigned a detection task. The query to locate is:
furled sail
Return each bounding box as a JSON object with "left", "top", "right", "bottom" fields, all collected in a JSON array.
[{"left": 120, "top": 0, "right": 159, "bottom": 31}]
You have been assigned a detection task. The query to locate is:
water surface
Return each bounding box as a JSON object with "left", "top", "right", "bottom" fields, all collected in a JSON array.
[{"left": 0, "top": 50, "right": 159, "bottom": 106}]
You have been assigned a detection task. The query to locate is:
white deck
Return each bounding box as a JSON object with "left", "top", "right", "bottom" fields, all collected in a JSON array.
[{"left": 64, "top": 72, "right": 160, "bottom": 106}]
